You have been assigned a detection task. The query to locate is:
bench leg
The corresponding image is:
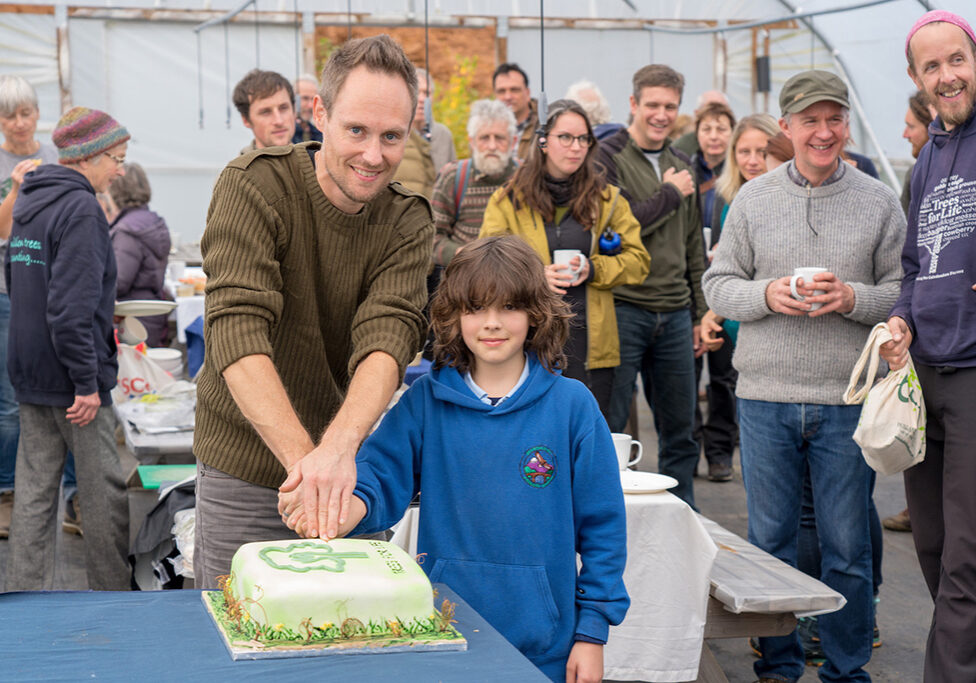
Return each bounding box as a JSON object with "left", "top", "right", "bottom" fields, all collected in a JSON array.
[{"left": 693, "top": 642, "right": 729, "bottom": 683}]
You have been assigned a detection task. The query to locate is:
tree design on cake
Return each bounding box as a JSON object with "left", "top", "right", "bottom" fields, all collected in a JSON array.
[
  {"left": 258, "top": 541, "right": 370, "bottom": 573},
  {"left": 203, "top": 539, "right": 467, "bottom": 659}
]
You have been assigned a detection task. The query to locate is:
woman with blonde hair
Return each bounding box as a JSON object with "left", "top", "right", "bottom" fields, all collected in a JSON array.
[
  {"left": 480, "top": 99, "right": 649, "bottom": 416},
  {"left": 711, "top": 113, "right": 781, "bottom": 235},
  {"left": 698, "top": 113, "right": 778, "bottom": 482}
]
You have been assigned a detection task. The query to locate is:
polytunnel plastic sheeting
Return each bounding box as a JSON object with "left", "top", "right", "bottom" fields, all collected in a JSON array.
[{"left": 1, "top": 0, "right": 971, "bottom": 241}]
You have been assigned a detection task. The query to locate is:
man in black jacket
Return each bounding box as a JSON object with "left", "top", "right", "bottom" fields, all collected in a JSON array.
[{"left": 3, "top": 106, "right": 131, "bottom": 591}]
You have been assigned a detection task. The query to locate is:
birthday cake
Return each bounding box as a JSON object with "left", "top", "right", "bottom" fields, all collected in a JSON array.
[{"left": 203, "top": 538, "right": 466, "bottom": 658}]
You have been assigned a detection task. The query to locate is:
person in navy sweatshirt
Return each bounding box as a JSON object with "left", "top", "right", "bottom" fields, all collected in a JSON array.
[
  {"left": 881, "top": 11, "right": 976, "bottom": 682},
  {"left": 282, "top": 235, "right": 629, "bottom": 682},
  {"left": 3, "top": 107, "right": 132, "bottom": 591}
]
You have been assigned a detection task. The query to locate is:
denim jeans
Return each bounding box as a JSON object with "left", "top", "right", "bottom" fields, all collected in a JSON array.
[
  {"left": 62, "top": 451, "right": 78, "bottom": 502},
  {"left": 0, "top": 293, "right": 18, "bottom": 493},
  {"left": 609, "top": 303, "right": 698, "bottom": 508},
  {"left": 739, "top": 399, "right": 873, "bottom": 683},
  {"left": 797, "top": 463, "right": 883, "bottom": 597}
]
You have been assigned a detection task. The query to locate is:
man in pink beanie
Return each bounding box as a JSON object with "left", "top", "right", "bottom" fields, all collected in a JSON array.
[
  {"left": 882, "top": 11, "right": 976, "bottom": 681},
  {"left": 3, "top": 106, "right": 131, "bottom": 591}
]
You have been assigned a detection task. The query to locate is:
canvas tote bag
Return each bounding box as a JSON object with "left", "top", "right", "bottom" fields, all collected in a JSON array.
[{"left": 842, "top": 322, "right": 926, "bottom": 475}]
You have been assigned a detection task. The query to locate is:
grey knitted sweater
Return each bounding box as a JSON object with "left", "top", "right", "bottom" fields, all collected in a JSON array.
[{"left": 702, "top": 162, "right": 906, "bottom": 405}]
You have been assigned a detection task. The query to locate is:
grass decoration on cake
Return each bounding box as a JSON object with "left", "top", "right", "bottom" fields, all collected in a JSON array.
[{"left": 204, "top": 572, "right": 464, "bottom": 655}]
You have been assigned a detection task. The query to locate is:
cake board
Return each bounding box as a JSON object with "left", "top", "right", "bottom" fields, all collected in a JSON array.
[{"left": 202, "top": 590, "right": 467, "bottom": 660}]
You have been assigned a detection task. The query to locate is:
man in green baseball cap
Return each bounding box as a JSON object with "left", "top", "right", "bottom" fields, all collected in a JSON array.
[
  {"left": 778, "top": 69, "right": 851, "bottom": 186},
  {"left": 779, "top": 69, "right": 851, "bottom": 114},
  {"left": 702, "top": 68, "right": 906, "bottom": 683}
]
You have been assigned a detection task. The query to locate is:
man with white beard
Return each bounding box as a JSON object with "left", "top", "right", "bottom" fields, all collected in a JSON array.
[{"left": 430, "top": 99, "right": 518, "bottom": 267}]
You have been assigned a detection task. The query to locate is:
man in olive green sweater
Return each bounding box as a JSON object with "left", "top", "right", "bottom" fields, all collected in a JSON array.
[
  {"left": 194, "top": 35, "right": 433, "bottom": 589},
  {"left": 596, "top": 64, "right": 705, "bottom": 509}
]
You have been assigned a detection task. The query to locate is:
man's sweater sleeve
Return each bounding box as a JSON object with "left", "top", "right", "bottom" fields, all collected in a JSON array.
[
  {"left": 701, "top": 197, "right": 775, "bottom": 322},
  {"left": 845, "top": 192, "right": 906, "bottom": 326},
  {"left": 47, "top": 214, "right": 109, "bottom": 395},
  {"left": 200, "top": 167, "right": 284, "bottom": 375},
  {"left": 347, "top": 198, "right": 433, "bottom": 380},
  {"left": 430, "top": 163, "right": 461, "bottom": 266}
]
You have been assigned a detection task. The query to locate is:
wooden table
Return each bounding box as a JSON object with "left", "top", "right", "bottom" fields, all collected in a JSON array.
[{"left": 693, "top": 517, "right": 846, "bottom": 683}]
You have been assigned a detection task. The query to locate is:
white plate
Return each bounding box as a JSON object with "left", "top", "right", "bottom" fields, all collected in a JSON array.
[
  {"left": 114, "top": 300, "right": 178, "bottom": 317},
  {"left": 620, "top": 470, "right": 679, "bottom": 494}
]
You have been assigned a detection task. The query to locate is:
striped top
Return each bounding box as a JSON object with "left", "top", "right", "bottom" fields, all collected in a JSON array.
[
  {"left": 194, "top": 143, "right": 433, "bottom": 488},
  {"left": 430, "top": 159, "right": 517, "bottom": 266}
]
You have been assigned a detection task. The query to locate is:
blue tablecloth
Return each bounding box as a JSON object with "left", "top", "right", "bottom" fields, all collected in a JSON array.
[{"left": 0, "top": 584, "right": 546, "bottom": 682}]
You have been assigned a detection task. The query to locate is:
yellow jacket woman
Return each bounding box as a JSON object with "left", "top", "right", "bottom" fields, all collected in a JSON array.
[{"left": 480, "top": 99, "right": 648, "bottom": 415}]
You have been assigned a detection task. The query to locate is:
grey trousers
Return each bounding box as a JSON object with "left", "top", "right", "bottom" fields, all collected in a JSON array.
[
  {"left": 5, "top": 404, "right": 130, "bottom": 591},
  {"left": 194, "top": 461, "right": 302, "bottom": 590},
  {"left": 194, "top": 461, "right": 390, "bottom": 590},
  {"left": 905, "top": 364, "right": 976, "bottom": 683}
]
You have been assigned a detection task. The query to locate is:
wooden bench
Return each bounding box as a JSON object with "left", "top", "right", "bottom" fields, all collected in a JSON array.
[{"left": 694, "top": 517, "right": 846, "bottom": 683}]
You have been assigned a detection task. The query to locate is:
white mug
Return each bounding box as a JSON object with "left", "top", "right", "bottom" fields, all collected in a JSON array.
[
  {"left": 553, "top": 249, "right": 584, "bottom": 277},
  {"left": 611, "top": 433, "right": 643, "bottom": 470},
  {"left": 118, "top": 315, "right": 148, "bottom": 345},
  {"left": 790, "top": 267, "right": 827, "bottom": 311}
]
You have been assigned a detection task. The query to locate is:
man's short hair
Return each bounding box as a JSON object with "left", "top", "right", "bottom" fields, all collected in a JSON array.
[
  {"left": 492, "top": 63, "right": 529, "bottom": 89},
  {"left": 232, "top": 69, "right": 294, "bottom": 121},
  {"left": 0, "top": 75, "right": 39, "bottom": 118},
  {"left": 565, "top": 80, "right": 612, "bottom": 126},
  {"left": 296, "top": 73, "right": 319, "bottom": 88},
  {"left": 319, "top": 34, "right": 418, "bottom": 117},
  {"left": 908, "top": 90, "right": 933, "bottom": 127},
  {"left": 632, "top": 65, "right": 685, "bottom": 102},
  {"left": 109, "top": 162, "right": 152, "bottom": 210},
  {"left": 695, "top": 102, "right": 736, "bottom": 131},
  {"left": 466, "top": 98, "right": 517, "bottom": 140}
]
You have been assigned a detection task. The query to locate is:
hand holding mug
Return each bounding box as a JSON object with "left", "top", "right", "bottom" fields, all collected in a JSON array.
[
  {"left": 552, "top": 249, "right": 588, "bottom": 290},
  {"left": 791, "top": 268, "right": 856, "bottom": 317}
]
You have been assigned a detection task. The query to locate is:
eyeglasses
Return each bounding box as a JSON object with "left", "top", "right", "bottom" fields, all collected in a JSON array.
[
  {"left": 104, "top": 152, "right": 126, "bottom": 165},
  {"left": 553, "top": 133, "right": 593, "bottom": 148}
]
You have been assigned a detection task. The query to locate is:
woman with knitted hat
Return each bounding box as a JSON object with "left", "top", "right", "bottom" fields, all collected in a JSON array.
[{"left": 3, "top": 106, "right": 133, "bottom": 591}]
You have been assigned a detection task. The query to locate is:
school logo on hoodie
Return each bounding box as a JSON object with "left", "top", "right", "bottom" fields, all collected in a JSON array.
[{"left": 520, "top": 446, "right": 556, "bottom": 488}]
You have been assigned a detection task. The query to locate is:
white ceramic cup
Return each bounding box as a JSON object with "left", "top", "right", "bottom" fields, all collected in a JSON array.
[
  {"left": 789, "top": 267, "right": 828, "bottom": 311},
  {"left": 553, "top": 249, "right": 584, "bottom": 278},
  {"left": 611, "top": 433, "right": 643, "bottom": 470},
  {"left": 118, "top": 316, "right": 148, "bottom": 345}
]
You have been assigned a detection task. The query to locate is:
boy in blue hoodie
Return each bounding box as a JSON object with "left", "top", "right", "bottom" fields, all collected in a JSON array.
[{"left": 282, "top": 235, "right": 629, "bottom": 682}]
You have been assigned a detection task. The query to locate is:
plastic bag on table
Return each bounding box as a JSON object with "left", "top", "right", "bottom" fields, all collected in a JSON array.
[
  {"left": 113, "top": 342, "right": 176, "bottom": 404},
  {"left": 115, "top": 382, "right": 196, "bottom": 433}
]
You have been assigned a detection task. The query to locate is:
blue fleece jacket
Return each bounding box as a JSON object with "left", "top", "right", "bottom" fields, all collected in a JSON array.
[
  {"left": 890, "top": 108, "right": 976, "bottom": 367},
  {"left": 4, "top": 164, "right": 118, "bottom": 406},
  {"left": 352, "top": 355, "right": 629, "bottom": 681}
]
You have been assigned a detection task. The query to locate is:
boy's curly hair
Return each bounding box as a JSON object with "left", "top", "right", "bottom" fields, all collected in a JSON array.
[{"left": 429, "top": 236, "right": 573, "bottom": 375}]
